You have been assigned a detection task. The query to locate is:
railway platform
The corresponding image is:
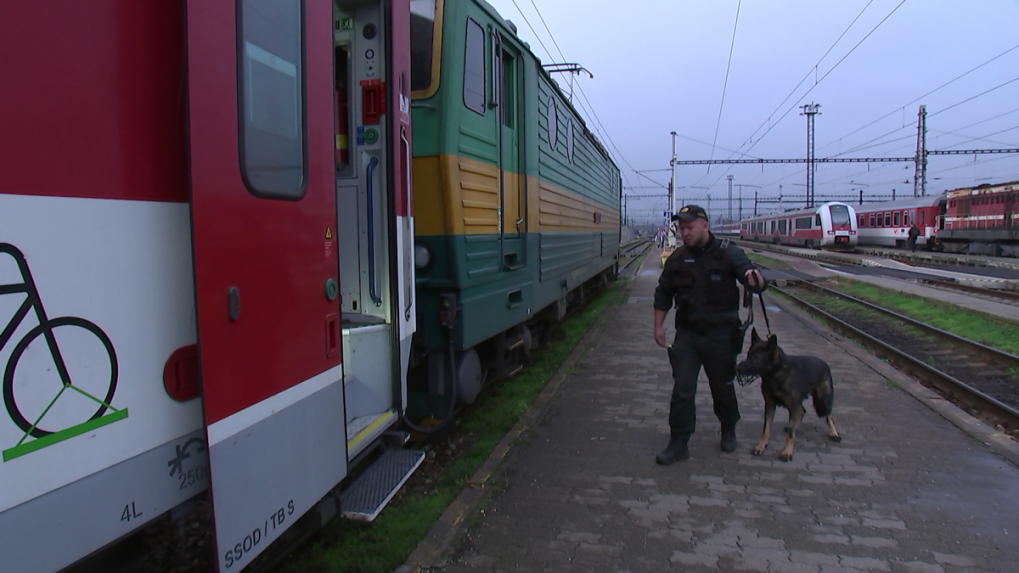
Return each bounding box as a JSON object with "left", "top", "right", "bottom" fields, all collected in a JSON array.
[
  {"left": 404, "top": 247, "right": 1019, "bottom": 573},
  {"left": 776, "top": 247, "right": 1019, "bottom": 290},
  {"left": 854, "top": 246, "right": 1019, "bottom": 272}
]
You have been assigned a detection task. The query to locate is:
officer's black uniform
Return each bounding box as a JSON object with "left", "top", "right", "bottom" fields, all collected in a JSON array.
[{"left": 653, "top": 209, "right": 761, "bottom": 463}]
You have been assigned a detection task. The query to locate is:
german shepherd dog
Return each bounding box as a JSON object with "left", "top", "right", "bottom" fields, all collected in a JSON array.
[{"left": 736, "top": 328, "right": 842, "bottom": 461}]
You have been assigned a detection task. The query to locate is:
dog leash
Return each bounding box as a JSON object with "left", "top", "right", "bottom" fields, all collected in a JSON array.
[
  {"left": 756, "top": 291, "right": 772, "bottom": 336},
  {"left": 735, "top": 282, "right": 771, "bottom": 388}
]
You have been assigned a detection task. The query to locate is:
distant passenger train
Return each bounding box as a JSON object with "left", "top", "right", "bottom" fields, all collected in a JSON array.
[
  {"left": 719, "top": 202, "right": 858, "bottom": 250},
  {"left": 853, "top": 195, "right": 945, "bottom": 249},
  {"left": 849, "top": 180, "right": 1019, "bottom": 257}
]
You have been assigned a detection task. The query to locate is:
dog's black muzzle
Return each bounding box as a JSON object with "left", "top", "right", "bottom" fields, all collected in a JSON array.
[{"left": 735, "top": 360, "right": 760, "bottom": 387}]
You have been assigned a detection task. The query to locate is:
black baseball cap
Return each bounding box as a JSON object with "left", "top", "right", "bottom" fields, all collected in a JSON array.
[{"left": 672, "top": 205, "right": 708, "bottom": 222}]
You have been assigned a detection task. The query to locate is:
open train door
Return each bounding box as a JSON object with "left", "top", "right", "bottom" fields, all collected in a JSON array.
[{"left": 184, "top": 1, "right": 347, "bottom": 570}]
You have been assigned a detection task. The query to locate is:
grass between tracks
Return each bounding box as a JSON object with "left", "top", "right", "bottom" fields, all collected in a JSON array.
[
  {"left": 281, "top": 278, "right": 628, "bottom": 573},
  {"left": 831, "top": 279, "right": 1019, "bottom": 356},
  {"left": 746, "top": 252, "right": 793, "bottom": 270}
]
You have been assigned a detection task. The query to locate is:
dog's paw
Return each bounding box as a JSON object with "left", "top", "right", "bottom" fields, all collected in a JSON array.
[
  {"left": 828, "top": 434, "right": 842, "bottom": 443},
  {"left": 778, "top": 452, "right": 793, "bottom": 462},
  {"left": 751, "top": 445, "right": 766, "bottom": 456}
]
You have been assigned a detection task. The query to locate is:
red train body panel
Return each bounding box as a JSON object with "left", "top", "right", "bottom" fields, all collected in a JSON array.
[
  {"left": 939, "top": 181, "right": 1019, "bottom": 256},
  {"left": 853, "top": 195, "right": 945, "bottom": 249},
  {"left": 1, "top": 1, "right": 418, "bottom": 571}
]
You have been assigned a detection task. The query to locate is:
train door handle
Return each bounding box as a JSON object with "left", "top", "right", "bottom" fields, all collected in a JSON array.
[
  {"left": 227, "top": 287, "right": 240, "bottom": 321},
  {"left": 507, "top": 289, "right": 524, "bottom": 309},
  {"left": 365, "top": 156, "right": 383, "bottom": 307},
  {"left": 325, "top": 313, "right": 340, "bottom": 359},
  {"left": 401, "top": 126, "right": 414, "bottom": 321}
]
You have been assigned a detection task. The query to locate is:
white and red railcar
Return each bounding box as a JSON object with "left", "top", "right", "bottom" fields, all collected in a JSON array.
[
  {"left": 1, "top": 1, "right": 420, "bottom": 572},
  {"left": 853, "top": 195, "right": 945, "bottom": 249},
  {"left": 738, "top": 202, "right": 858, "bottom": 250}
]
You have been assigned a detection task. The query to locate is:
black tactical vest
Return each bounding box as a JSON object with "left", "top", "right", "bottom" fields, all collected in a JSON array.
[{"left": 665, "top": 238, "right": 741, "bottom": 322}]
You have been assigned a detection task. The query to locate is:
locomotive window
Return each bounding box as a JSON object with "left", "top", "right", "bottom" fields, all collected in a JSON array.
[
  {"left": 903, "top": 212, "right": 910, "bottom": 226},
  {"left": 410, "top": 0, "right": 438, "bottom": 94},
  {"left": 893, "top": 212, "right": 901, "bottom": 226},
  {"left": 869, "top": 213, "right": 876, "bottom": 227},
  {"left": 778, "top": 219, "right": 788, "bottom": 234},
  {"left": 795, "top": 216, "right": 812, "bottom": 230},
  {"left": 920, "top": 211, "right": 925, "bottom": 225},
  {"left": 770, "top": 220, "right": 776, "bottom": 233},
  {"left": 828, "top": 204, "right": 851, "bottom": 226},
  {"left": 237, "top": 0, "right": 307, "bottom": 200},
  {"left": 815, "top": 214, "right": 821, "bottom": 227},
  {"left": 463, "top": 18, "right": 485, "bottom": 115}
]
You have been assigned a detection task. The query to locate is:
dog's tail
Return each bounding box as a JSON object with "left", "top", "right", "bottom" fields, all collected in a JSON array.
[{"left": 812, "top": 366, "right": 835, "bottom": 418}]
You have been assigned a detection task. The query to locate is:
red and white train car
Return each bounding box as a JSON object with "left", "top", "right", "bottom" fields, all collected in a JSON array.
[
  {"left": 937, "top": 181, "right": 1019, "bottom": 257},
  {"left": 1, "top": 1, "right": 420, "bottom": 571},
  {"left": 853, "top": 195, "right": 946, "bottom": 249},
  {"left": 739, "top": 202, "right": 858, "bottom": 250}
]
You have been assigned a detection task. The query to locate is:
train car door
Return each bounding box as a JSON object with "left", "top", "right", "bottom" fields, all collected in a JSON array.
[
  {"left": 184, "top": 1, "right": 347, "bottom": 570},
  {"left": 493, "top": 30, "right": 525, "bottom": 270}
]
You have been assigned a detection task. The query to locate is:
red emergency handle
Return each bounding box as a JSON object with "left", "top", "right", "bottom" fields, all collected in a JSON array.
[{"left": 362, "top": 82, "right": 385, "bottom": 125}]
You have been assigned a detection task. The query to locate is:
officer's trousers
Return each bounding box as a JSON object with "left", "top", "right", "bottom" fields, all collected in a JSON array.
[{"left": 666, "top": 323, "right": 740, "bottom": 436}]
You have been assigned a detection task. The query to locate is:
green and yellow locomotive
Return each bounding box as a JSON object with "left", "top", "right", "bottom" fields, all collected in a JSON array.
[{"left": 409, "top": 0, "right": 621, "bottom": 405}]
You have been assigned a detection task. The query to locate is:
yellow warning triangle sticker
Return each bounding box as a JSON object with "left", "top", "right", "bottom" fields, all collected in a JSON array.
[{"left": 325, "top": 226, "right": 333, "bottom": 239}]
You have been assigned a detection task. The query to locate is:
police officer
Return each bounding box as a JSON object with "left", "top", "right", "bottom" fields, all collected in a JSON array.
[{"left": 652, "top": 205, "right": 765, "bottom": 464}]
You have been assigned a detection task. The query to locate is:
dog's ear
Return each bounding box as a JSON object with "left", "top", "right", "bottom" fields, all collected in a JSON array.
[
  {"left": 767, "top": 334, "right": 778, "bottom": 349},
  {"left": 750, "top": 327, "right": 761, "bottom": 344}
]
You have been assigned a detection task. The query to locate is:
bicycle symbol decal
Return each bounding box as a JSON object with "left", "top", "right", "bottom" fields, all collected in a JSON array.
[{"left": 1, "top": 243, "right": 126, "bottom": 462}]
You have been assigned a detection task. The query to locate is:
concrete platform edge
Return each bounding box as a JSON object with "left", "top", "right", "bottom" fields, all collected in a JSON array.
[
  {"left": 397, "top": 273, "right": 635, "bottom": 572},
  {"left": 767, "top": 291, "right": 1019, "bottom": 469}
]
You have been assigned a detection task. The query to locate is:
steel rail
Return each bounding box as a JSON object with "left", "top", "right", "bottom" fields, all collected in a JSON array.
[
  {"left": 619, "top": 241, "right": 653, "bottom": 270},
  {"left": 769, "top": 283, "right": 1019, "bottom": 430},
  {"left": 738, "top": 239, "right": 1019, "bottom": 301},
  {"left": 619, "top": 238, "right": 646, "bottom": 251},
  {"left": 917, "top": 276, "right": 1019, "bottom": 303},
  {"left": 794, "top": 280, "right": 1019, "bottom": 369}
]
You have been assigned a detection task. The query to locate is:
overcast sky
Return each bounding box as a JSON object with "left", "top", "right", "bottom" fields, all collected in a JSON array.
[{"left": 483, "top": 0, "right": 1019, "bottom": 222}]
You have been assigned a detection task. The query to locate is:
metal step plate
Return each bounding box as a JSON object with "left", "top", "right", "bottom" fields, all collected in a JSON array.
[
  {"left": 347, "top": 409, "right": 397, "bottom": 458},
  {"left": 341, "top": 448, "right": 425, "bottom": 522}
]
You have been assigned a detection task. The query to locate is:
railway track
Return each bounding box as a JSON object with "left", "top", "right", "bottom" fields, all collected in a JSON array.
[
  {"left": 755, "top": 265, "right": 1019, "bottom": 438},
  {"left": 908, "top": 275, "right": 1019, "bottom": 305},
  {"left": 736, "top": 239, "right": 1019, "bottom": 304},
  {"left": 619, "top": 239, "right": 653, "bottom": 271}
]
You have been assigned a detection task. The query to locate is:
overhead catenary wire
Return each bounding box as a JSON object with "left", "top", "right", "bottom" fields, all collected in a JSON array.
[
  {"left": 832, "top": 74, "right": 1019, "bottom": 158},
  {"left": 707, "top": 0, "right": 743, "bottom": 172},
  {"left": 938, "top": 124, "right": 1019, "bottom": 150},
  {"left": 817, "top": 41, "right": 1019, "bottom": 153},
  {"left": 693, "top": 0, "right": 909, "bottom": 191},
  {"left": 727, "top": 0, "right": 876, "bottom": 161},
  {"left": 507, "top": 0, "right": 639, "bottom": 196}
]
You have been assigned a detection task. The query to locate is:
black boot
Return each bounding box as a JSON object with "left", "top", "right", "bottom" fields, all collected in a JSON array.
[
  {"left": 720, "top": 425, "right": 737, "bottom": 453},
  {"left": 656, "top": 435, "right": 690, "bottom": 465}
]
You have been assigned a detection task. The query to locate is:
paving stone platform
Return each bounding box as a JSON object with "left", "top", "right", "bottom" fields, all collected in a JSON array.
[{"left": 430, "top": 248, "right": 1019, "bottom": 573}]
